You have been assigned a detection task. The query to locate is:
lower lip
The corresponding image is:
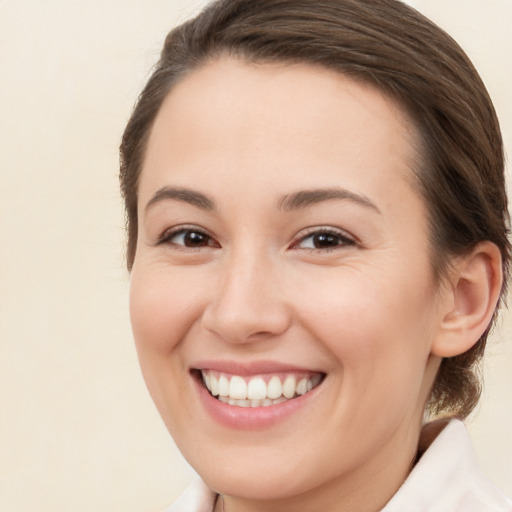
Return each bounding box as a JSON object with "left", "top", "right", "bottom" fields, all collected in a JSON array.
[{"left": 193, "top": 374, "right": 321, "bottom": 430}]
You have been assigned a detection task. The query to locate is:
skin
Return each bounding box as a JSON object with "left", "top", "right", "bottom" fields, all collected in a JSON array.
[{"left": 130, "top": 58, "right": 468, "bottom": 512}]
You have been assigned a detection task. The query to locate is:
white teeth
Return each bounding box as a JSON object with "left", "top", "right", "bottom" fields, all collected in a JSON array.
[
  {"left": 201, "top": 370, "right": 323, "bottom": 407},
  {"left": 283, "top": 375, "right": 296, "bottom": 399},
  {"left": 296, "top": 377, "right": 308, "bottom": 395},
  {"left": 210, "top": 374, "right": 219, "bottom": 396},
  {"left": 247, "top": 377, "right": 267, "bottom": 400},
  {"left": 267, "top": 376, "right": 282, "bottom": 399},
  {"left": 203, "top": 372, "right": 211, "bottom": 390},
  {"left": 219, "top": 375, "right": 230, "bottom": 397},
  {"left": 225, "top": 397, "right": 288, "bottom": 407},
  {"left": 229, "top": 376, "right": 247, "bottom": 399}
]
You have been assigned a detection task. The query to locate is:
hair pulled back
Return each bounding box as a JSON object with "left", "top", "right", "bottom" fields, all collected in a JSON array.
[{"left": 120, "top": 0, "right": 510, "bottom": 419}]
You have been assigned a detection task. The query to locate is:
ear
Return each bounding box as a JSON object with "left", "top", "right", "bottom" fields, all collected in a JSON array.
[{"left": 431, "top": 241, "right": 503, "bottom": 358}]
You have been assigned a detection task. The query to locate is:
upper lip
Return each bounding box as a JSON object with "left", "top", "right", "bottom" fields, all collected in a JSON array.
[{"left": 192, "top": 360, "right": 324, "bottom": 376}]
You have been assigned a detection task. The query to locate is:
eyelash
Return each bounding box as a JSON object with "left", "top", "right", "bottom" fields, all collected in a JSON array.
[
  {"left": 291, "top": 227, "right": 356, "bottom": 252},
  {"left": 155, "top": 226, "right": 219, "bottom": 249},
  {"left": 155, "top": 226, "right": 356, "bottom": 252}
]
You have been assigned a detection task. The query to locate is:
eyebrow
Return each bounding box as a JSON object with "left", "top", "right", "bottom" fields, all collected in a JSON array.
[
  {"left": 144, "top": 185, "right": 379, "bottom": 214},
  {"left": 278, "top": 187, "right": 380, "bottom": 213},
  {"left": 145, "top": 186, "right": 216, "bottom": 212}
]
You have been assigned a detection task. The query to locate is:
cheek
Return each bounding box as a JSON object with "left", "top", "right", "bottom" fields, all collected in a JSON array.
[
  {"left": 128, "top": 265, "right": 205, "bottom": 431},
  {"left": 293, "top": 266, "right": 436, "bottom": 394},
  {"left": 301, "top": 261, "right": 435, "bottom": 336},
  {"left": 129, "top": 265, "right": 206, "bottom": 355},
  {"left": 129, "top": 276, "right": 175, "bottom": 355}
]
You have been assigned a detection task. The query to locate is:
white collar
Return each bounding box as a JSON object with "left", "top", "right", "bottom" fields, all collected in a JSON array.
[
  {"left": 382, "top": 419, "right": 511, "bottom": 511},
  {"left": 166, "top": 419, "right": 511, "bottom": 512}
]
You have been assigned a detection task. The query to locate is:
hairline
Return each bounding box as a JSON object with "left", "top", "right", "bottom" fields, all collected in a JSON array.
[{"left": 130, "top": 52, "right": 452, "bottom": 283}]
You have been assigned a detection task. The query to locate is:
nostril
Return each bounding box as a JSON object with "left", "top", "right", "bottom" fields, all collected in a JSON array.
[{"left": 201, "top": 304, "right": 292, "bottom": 344}]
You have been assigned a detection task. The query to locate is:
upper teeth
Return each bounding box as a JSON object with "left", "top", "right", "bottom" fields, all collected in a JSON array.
[{"left": 201, "top": 370, "right": 322, "bottom": 404}]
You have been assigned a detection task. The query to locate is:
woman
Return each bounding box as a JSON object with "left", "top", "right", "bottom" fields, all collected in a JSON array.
[{"left": 120, "top": 0, "right": 512, "bottom": 510}]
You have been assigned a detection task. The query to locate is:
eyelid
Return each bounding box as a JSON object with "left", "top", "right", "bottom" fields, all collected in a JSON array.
[
  {"left": 154, "top": 224, "right": 220, "bottom": 248},
  {"left": 153, "top": 224, "right": 356, "bottom": 251},
  {"left": 290, "top": 226, "right": 357, "bottom": 250}
]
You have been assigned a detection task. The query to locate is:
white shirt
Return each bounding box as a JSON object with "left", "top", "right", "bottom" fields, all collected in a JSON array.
[{"left": 165, "top": 419, "right": 512, "bottom": 512}]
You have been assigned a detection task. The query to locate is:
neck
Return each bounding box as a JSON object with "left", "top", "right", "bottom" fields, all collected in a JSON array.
[{"left": 215, "top": 421, "right": 421, "bottom": 512}]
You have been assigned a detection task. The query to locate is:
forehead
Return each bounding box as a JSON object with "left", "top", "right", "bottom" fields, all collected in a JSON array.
[{"left": 140, "top": 57, "right": 421, "bottom": 211}]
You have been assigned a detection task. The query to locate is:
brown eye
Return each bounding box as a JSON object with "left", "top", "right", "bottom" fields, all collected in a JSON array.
[
  {"left": 159, "top": 228, "right": 219, "bottom": 248},
  {"left": 296, "top": 229, "right": 355, "bottom": 250},
  {"left": 311, "top": 233, "right": 341, "bottom": 248},
  {"left": 181, "top": 230, "right": 211, "bottom": 247}
]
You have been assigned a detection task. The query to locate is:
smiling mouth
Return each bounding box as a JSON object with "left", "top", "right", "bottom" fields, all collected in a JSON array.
[{"left": 198, "top": 370, "right": 325, "bottom": 408}]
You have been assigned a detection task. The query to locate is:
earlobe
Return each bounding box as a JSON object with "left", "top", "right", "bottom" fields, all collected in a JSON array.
[{"left": 432, "top": 241, "right": 503, "bottom": 358}]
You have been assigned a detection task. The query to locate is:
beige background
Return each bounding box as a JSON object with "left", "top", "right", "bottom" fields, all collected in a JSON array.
[{"left": 0, "top": 1, "right": 511, "bottom": 511}]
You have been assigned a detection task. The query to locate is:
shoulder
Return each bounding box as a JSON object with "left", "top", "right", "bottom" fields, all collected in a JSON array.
[{"left": 382, "top": 419, "right": 512, "bottom": 512}]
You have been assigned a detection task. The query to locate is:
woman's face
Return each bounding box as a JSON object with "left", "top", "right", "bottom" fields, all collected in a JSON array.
[{"left": 130, "top": 58, "right": 446, "bottom": 506}]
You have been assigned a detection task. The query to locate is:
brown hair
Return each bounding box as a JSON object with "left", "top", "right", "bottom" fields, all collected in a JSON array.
[{"left": 120, "top": 0, "right": 510, "bottom": 418}]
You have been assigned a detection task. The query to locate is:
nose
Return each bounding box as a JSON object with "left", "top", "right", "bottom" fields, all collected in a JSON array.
[{"left": 201, "top": 250, "right": 292, "bottom": 344}]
